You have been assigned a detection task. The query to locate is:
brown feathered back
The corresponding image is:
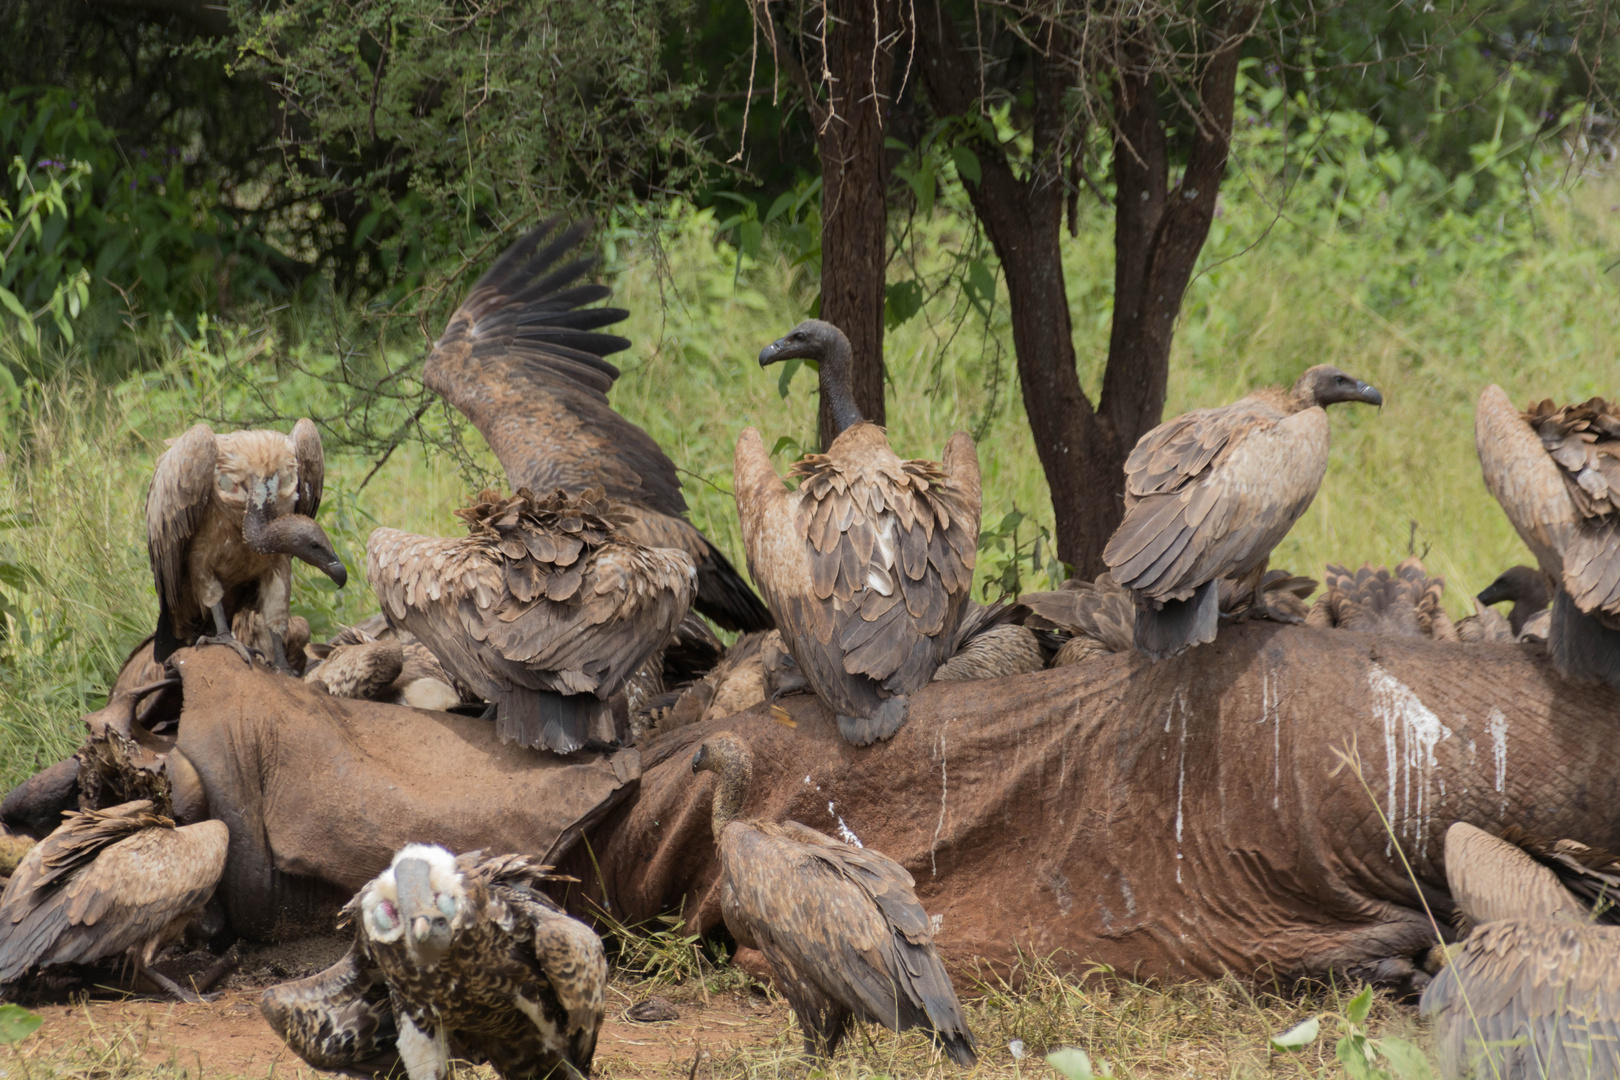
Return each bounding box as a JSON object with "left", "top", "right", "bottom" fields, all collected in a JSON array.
[
  {"left": 1306, "top": 558, "right": 1453, "bottom": 639},
  {"left": 1022, "top": 573, "right": 1136, "bottom": 662}
]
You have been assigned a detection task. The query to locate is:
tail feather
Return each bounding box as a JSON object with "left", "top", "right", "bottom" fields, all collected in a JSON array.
[
  {"left": 837, "top": 695, "right": 909, "bottom": 746},
  {"left": 1549, "top": 588, "right": 1620, "bottom": 692},
  {"left": 1133, "top": 580, "right": 1218, "bottom": 659},
  {"left": 496, "top": 689, "right": 616, "bottom": 755}
]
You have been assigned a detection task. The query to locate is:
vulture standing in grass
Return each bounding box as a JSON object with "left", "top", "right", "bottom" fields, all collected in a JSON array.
[
  {"left": 1305, "top": 558, "right": 1456, "bottom": 640},
  {"left": 1477, "top": 564, "right": 1557, "bottom": 637},
  {"left": 691, "top": 734, "right": 976, "bottom": 1064},
  {"left": 1102, "top": 366, "right": 1383, "bottom": 658},
  {"left": 0, "top": 800, "right": 227, "bottom": 1000},
  {"left": 264, "top": 845, "right": 606, "bottom": 1080},
  {"left": 368, "top": 486, "right": 695, "bottom": 754},
  {"left": 1421, "top": 822, "right": 1620, "bottom": 1080},
  {"left": 146, "top": 419, "right": 348, "bottom": 671},
  {"left": 421, "top": 218, "right": 770, "bottom": 633},
  {"left": 735, "top": 320, "right": 981, "bottom": 745},
  {"left": 1476, "top": 387, "right": 1620, "bottom": 685}
]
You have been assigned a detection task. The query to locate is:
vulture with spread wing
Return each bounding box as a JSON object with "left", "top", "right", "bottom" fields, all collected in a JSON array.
[
  {"left": 368, "top": 487, "right": 695, "bottom": 754},
  {"left": 0, "top": 800, "right": 227, "bottom": 999},
  {"left": 1102, "top": 366, "right": 1382, "bottom": 658},
  {"left": 422, "top": 219, "right": 770, "bottom": 633},
  {"left": 1476, "top": 388, "right": 1620, "bottom": 684},
  {"left": 264, "top": 845, "right": 606, "bottom": 1080},
  {"left": 735, "top": 321, "right": 981, "bottom": 745},
  {"left": 692, "top": 734, "right": 976, "bottom": 1064},
  {"left": 146, "top": 420, "right": 348, "bottom": 670},
  {"left": 1421, "top": 822, "right": 1620, "bottom": 1079}
]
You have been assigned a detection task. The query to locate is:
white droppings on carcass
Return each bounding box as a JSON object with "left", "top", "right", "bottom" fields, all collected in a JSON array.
[
  {"left": 803, "top": 775, "right": 812, "bottom": 784},
  {"left": 931, "top": 722, "right": 950, "bottom": 876},
  {"left": 1120, "top": 875, "right": 1137, "bottom": 917},
  {"left": 1171, "top": 689, "right": 1189, "bottom": 882},
  {"left": 827, "top": 801, "right": 864, "bottom": 848},
  {"left": 1488, "top": 707, "right": 1509, "bottom": 814},
  {"left": 1369, "top": 663, "right": 1452, "bottom": 859},
  {"left": 1257, "top": 669, "right": 1282, "bottom": 809},
  {"left": 929, "top": 913, "right": 944, "bottom": 935}
]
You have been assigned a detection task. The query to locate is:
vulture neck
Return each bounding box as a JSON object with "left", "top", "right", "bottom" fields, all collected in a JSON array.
[
  {"left": 242, "top": 502, "right": 279, "bottom": 554},
  {"left": 818, "top": 335, "right": 865, "bottom": 439},
  {"left": 709, "top": 752, "right": 753, "bottom": 836}
]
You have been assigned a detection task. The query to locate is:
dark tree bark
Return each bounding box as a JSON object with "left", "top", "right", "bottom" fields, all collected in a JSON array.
[
  {"left": 752, "top": 0, "right": 896, "bottom": 450},
  {"left": 916, "top": 4, "right": 1254, "bottom": 577}
]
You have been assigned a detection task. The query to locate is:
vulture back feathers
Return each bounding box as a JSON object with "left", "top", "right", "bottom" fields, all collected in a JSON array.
[
  {"left": 0, "top": 800, "right": 227, "bottom": 987},
  {"left": 1023, "top": 573, "right": 1137, "bottom": 665},
  {"left": 421, "top": 219, "right": 770, "bottom": 633},
  {"left": 1304, "top": 558, "right": 1455, "bottom": 640},
  {"left": 367, "top": 486, "right": 695, "bottom": 754},
  {"left": 738, "top": 321, "right": 981, "bottom": 745},
  {"left": 692, "top": 735, "right": 976, "bottom": 1064},
  {"left": 1103, "top": 365, "right": 1382, "bottom": 659}
]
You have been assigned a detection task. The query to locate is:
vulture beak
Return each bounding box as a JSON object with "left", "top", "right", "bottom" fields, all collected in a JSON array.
[
  {"left": 394, "top": 857, "right": 452, "bottom": 960},
  {"left": 758, "top": 339, "right": 788, "bottom": 368},
  {"left": 690, "top": 746, "right": 707, "bottom": 774},
  {"left": 1355, "top": 381, "right": 1383, "bottom": 408},
  {"left": 1477, "top": 579, "right": 1508, "bottom": 607},
  {"left": 323, "top": 558, "right": 349, "bottom": 589}
]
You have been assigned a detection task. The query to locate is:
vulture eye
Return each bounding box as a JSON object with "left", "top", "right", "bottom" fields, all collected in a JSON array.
[
  {"left": 437, "top": 893, "right": 457, "bottom": 919},
  {"left": 375, "top": 900, "right": 398, "bottom": 931}
]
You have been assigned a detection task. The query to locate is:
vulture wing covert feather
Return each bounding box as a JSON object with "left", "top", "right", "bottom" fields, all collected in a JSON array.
[{"left": 145, "top": 423, "right": 219, "bottom": 619}]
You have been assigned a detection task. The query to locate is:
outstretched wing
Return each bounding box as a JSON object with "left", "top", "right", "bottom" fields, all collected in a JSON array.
[
  {"left": 261, "top": 945, "right": 400, "bottom": 1075},
  {"left": 1476, "top": 384, "right": 1584, "bottom": 583},
  {"left": 146, "top": 423, "right": 217, "bottom": 618},
  {"left": 1105, "top": 400, "right": 1329, "bottom": 602},
  {"left": 291, "top": 418, "right": 325, "bottom": 518}
]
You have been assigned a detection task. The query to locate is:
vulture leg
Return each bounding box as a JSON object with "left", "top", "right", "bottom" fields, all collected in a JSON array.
[
  {"left": 270, "top": 630, "right": 292, "bottom": 675},
  {"left": 195, "top": 602, "right": 257, "bottom": 666},
  {"left": 139, "top": 960, "right": 207, "bottom": 1003}
]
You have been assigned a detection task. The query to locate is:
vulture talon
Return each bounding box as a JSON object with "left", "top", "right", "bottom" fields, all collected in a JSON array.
[
  {"left": 140, "top": 965, "right": 206, "bottom": 1003},
  {"left": 195, "top": 633, "right": 258, "bottom": 667}
]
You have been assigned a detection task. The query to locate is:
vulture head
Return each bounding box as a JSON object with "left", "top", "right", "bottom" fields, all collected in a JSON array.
[
  {"left": 1478, "top": 565, "right": 1555, "bottom": 611},
  {"left": 692, "top": 733, "right": 754, "bottom": 831},
  {"left": 214, "top": 429, "right": 304, "bottom": 518},
  {"left": 1292, "top": 365, "right": 1384, "bottom": 410},
  {"left": 248, "top": 514, "right": 349, "bottom": 588},
  {"left": 358, "top": 844, "right": 466, "bottom": 966},
  {"left": 757, "top": 320, "right": 863, "bottom": 435}
]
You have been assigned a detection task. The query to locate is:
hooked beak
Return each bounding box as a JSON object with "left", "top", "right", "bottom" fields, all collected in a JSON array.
[
  {"left": 324, "top": 558, "right": 348, "bottom": 588},
  {"left": 394, "top": 858, "right": 451, "bottom": 958},
  {"left": 411, "top": 915, "right": 433, "bottom": 944},
  {"left": 1477, "top": 580, "right": 1508, "bottom": 607},
  {"left": 1355, "top": 381, "right": 1383, "bottom": 408},
  {"left": 758, "top": 338, "right": 788, "bottom": 367}
]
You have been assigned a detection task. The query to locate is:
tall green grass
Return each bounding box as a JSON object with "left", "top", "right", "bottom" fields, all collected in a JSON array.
[{"left": 2, "top": 97, "right": 1618, "bottom": 791}]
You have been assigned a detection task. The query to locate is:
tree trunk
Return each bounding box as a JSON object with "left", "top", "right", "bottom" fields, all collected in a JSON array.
[
  {"left": 810, "top": 0, "right": 895, "bottom": 450},
  {"left": 916, "top": 4, "right": 1252, "bottom": 577}
]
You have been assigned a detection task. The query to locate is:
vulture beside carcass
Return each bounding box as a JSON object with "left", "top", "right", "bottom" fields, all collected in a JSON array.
[
  {"left": 735, "top": 320, "right": 982, "bottom": 745},
  {"left": 304, "top": 630, "right": 462, "bottom": 712},
  {"left": 690, "top": 734, "right": 976, "bottom": 1064},
  {"left": 421, "top": 218, "right": 770, "bottom": 633},
  {"left": 929, "top": 602, "right": 1046, "bottom": 682},
  {"left": 262, "top": 845, "right": 606, "bottom": 1080},
  {"left": 1421, "top": 822, "right": 1620, "bottom": 1079},
  {"left": 0, "top": 800, "right": 227, "bottom": 1000},
  {"left": 1102, "top": 365, "right": 1382, "bottom": 658},
  {"left": 146, "top": 419, "right": 348, "bottom": 671},
  {"left": 1304, "top": 558, "right": 1456, "bottom": 639},
  {"left": 367, "top": 486, "right": 696, "bottom": 754},
  {"left": 1476, "top": 387, "right": 1620, "bottom": 685},
  {"left": 1022, "top": 573, "right": 1137, "bottom": 666},
  {"left": 1477, "top": 564, "right": 1557, "bottom": 636}
]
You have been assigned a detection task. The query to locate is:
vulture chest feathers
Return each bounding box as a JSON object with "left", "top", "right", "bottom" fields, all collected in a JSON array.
[{"left": 734, "top": 423, "right": 981, "bottom": 745}]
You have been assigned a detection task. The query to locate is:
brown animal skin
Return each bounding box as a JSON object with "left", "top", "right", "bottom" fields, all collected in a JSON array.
[
  {"left": 1103, "top": 366, "right": 1382, "bottom": 659},
  {"left": 737, "top": 321, "right": 982, "bottom": 746},
  {"left": 420, "top": 219, "right": 770, "bottom": 634}
]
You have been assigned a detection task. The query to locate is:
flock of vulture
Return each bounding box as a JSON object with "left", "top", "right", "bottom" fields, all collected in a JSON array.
[{"left": 0, "top": 218, "right": 1617, "bottom": 1080}]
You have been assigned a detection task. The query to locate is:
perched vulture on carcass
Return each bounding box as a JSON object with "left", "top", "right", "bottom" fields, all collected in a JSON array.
[
  {"left": 1477, "top": 564, "right": 1557, "bottom": 637},
  {"left": 735, "top": 320, "right": 981, "bottom": 745},
  {"left": 633, "top": 628, "right": 772, "bottom": 739},
  {"left": 304, "top": 630, "right": 462, "bottom": 712},
  {"left": 1454, "top": 599, "right": 1517, "bottom": 643},
  {"left": 421, "top": 218, "right": 770, "bottom": 633},
  {"left": 691, "top": 734, "right": 976, "bottom": 1063},
  {"left": 0, "top": 800, "right": 227, "bottom": 999},
  {"left": 1217, "top": 568, "right": 1318, "bottom": 623},
  {"left": 1022, "top": 573, "right": 1137, "bottom": 666},
  {"left": 929, "top": 601, "right": 1046, "bottom": 682},
  {"left": 1102, "top": 365, "right": 1382, "bottom": 658},
  {"left": 1422, "top": 822, "right": 1620, "bottom": 1079},
  {"left": 146, "top": 419, "right": 348, "bottom": 671},
  {"left": 263, "top": 845, "right": 606, "bottom": 1080},
  {"left": 1476, "top": 387, "right": 1620, "bottom": 684},
  {"left": 1304, "top": 558, "right": 1456, "bottom": 640},
  {"left": 367, "top": 486, "right": 696, "bottom": 754}
]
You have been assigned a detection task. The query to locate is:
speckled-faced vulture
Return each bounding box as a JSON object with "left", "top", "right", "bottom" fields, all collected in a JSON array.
[
  {"left": 1476, "top": 387, "right": 1620, "bottom": 686},
  {"left": 1421, "top": 822, "right": 1620, "bottom": 1080},
  {"left": 421, "top": 219, "right": 770, "bottom": 633},
  {"left": 263, "top": 845, "right": 606, "bottom": 1080},
  {"left": 146, "top": 420, "right": 347, "bottom": 671},
  {"left": 1102, "top": 366, "right": 1382, "bottom": 658},
  {"left": 691, "top": 733, "right": 976, "bottom": 1063},
  {"left": 0, "top": 799, "right": 227, "bottom": 999},
  {"left": 368, "top": 487, "right": 696, "bottom": 754},
  {"left": 735, "top": 320, "right": 982, "bottom": 745}
]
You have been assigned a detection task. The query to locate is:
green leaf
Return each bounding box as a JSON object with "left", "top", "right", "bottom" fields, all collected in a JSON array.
[
  {"left": 1045, "top": 1048, "right": 1094, "bottom": 1080},
  {"left": 738, "top": 219, "right": 763, "bottom": 258},
  {"left": 884, "top": 279, "right": 923, "bottom": 331},
  {"left": 0, "top": 285, "right": 28, "bottom": 320},
  {"left": 769, "top": 435, "right": 801, "bottom": 458},
  {"left": 965, "top": 258, "right": 997, "bottom": 312},
  {"left": 1335, "top": 1035, "right": 1377, "bottom": 1080},
  {"left": 1345, "top": 984, "right": 1374, "bottom": 1025},
  {"left": 764, "top": 190, "right": 796, "bottom": 225},
  {"left": 776, "top": 357, "right": 803, "bottom": 399},
  {"left": 951, "top": 146, "right": 981, "bottom": 186},
  {"left": 0, "top": 1003, "right": 42, "bottom": 1044},
  {"left": 1268, "top": 1016, "right": 1320, "bottom": 1051},
  {"left": 1376, "top": 1038, "right": 1435, "bottom": 1079}
]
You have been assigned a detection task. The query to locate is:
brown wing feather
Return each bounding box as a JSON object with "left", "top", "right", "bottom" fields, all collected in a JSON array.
[
  {"left": 1022, "top": 573, "right": 1136, "bottom": 655},
  {"left": 290, "top": 418, "right": 325, "bottom": 518},
  {"left": 145, "top": 423, "right": 218, "bottom": 616},
  {"left": 1476, "top": 385, "right": 1584, "bottom": 583},
  {"left": 260, "top": 945, "right": 400, "bottom": 1073}
]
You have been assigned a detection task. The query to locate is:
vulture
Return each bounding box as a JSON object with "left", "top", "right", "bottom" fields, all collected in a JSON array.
[
  {"left": 1304, "top": 558, "right": 1456, "bottom": 640},
  {"left": 1454, "top": 599, "right": 1517, "bottom": 644},
  {"left": 633, "top": 629, "right": 772, "bottom": 740},
  {"left": 367, "top": 486, "right": 696, "bottom": 754},
  {"left": 1477, "top": 564, "right": 1557, "bottom": 636},
  {"left": 1102, "top": 365, "right": 1383, "bottom": 658},
  {"left": 263, "top": 844, "right": 606, "bottom": 1080},
  {"left": 691, "top": 734, "right": 977, "bottom": 1063},
  {"left": 1217, "top": 568, "right": 1318, "bottom": 623},
  {"left": 304, "top": 631, "right": 462, "bottom": 712},
  {"left": 0, "top": 800, "right": 227, "bottom": 1000},
  {"left": 929, "top": 602, "right": 1046, "bottom": 682},
  {"left": 1421, "top": 822, "right": 1620, "bottom": 1079},
  {"left": 146, "top": 419, "right": 348, "bottom": 671},
  {"left": 1476, "top": 387, "right": 1620, "bottom": 685},
  {"left": 735, "top": 320, "right": 982, "bottom": 745},
  {"left": 1022, "top": 574, "right": 1137, "bottom": 666},
  {"left": 421, "top": 218, "right": 770, "bottom": 633}
]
